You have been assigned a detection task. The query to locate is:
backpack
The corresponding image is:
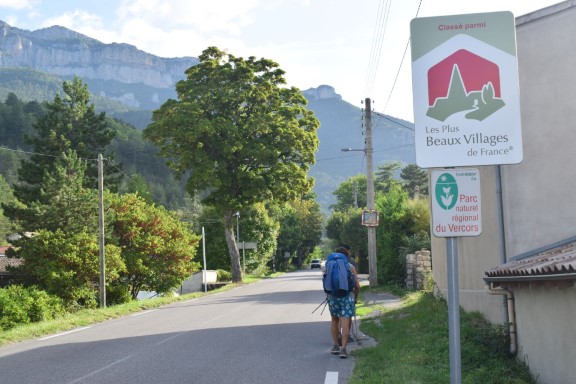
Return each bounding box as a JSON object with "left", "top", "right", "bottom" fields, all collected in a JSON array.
[{"left": 322, "top": 252, "right": 355, "bottom": 298}]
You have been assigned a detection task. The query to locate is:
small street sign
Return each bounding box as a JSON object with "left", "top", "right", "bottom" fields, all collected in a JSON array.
[{"left": 431, "top": 168, "right": 481, "bottom": 237}]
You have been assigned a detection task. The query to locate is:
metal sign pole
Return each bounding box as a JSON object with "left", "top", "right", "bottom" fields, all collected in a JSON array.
[
  {"left": 447, "top": 236, "right": 461, "bottom": 383},
  {"left": 202, "top": 227, "right": 207, "bottom": 293}
]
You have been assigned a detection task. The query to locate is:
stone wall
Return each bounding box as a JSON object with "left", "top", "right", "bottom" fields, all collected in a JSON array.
[{"left": 405, "top": 250, "right": 432, "bottom": 290}]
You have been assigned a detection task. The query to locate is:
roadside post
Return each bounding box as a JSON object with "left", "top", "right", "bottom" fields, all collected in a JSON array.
[{"left": 411, "top": 10, "right": 522, "bottom": 383}]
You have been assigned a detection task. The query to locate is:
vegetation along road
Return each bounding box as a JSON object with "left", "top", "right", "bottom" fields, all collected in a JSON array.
[{"left": 0, "top": 270, "right": 355, "bottom": 384}]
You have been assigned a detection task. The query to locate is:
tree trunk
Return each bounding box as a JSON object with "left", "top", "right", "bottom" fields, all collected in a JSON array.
[{"left": 224, "top": 211, "right": 243, "bottom": 283}]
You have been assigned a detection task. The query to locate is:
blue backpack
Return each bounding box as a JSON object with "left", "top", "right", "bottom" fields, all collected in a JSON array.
[{"left": 322, "top": 253, "right": 355, "bottom": 298}]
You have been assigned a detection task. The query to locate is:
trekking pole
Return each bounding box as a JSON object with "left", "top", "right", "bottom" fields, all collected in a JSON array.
[
  {"left": 320, "top": 299, "right": 328, "bottom": 315},
  {"left": 311, "top": 297, "right": 328, "bottom": 314}
]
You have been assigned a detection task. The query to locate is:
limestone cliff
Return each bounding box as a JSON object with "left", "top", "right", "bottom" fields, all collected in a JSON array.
[
  {"left": 302, "top": 85, "right": 342, "bottom": 101},
  {"left": 0, "top": 21, "right": 198, "bottom": 88}
]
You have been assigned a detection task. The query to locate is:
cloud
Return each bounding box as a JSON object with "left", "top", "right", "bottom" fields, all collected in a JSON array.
[
  {"left": 44, "top": 10, "right": 104, "bottom": 30},
  {"left": 0, "top": 0, "right": 35, "bottom": 10},
  {"left": 117, "top": 0, "right": 259, "bottom": 34}
]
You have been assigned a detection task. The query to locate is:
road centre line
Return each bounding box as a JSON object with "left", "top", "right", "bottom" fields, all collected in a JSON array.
[
  {"left": 38, "top": 326, "right": 92, "bottom": 340},
  {"left": 324, "top": 371, "right": 338, "bottom": 384}
]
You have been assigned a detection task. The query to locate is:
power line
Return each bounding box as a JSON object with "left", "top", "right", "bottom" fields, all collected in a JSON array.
[
  {"left": 381, "top": 0, "right": 424, "bottom": 115},
  {"left": 372, "top": 111, "right": 414, "bottom": 131},
  {"left": 364, "top": 0, "right": 392, "bottom": 98}
]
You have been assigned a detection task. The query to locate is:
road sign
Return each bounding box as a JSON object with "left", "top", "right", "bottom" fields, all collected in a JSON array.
[
  {"left": 238, "top": 242, "right": 257, "bottom": 250},
  {"left": 431, "top": 169, "right": 481, "bottom": 237},
  {"left": 361, "top": 210, "right": 379, "bottom": 226},
  {"left": 411, "top": 12, "right": 523, "bottom": 167}
]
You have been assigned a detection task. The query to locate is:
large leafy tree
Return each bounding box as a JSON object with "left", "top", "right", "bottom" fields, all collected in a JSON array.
[
  {"left": 15, "top": 76, "right": 120, "bottom": 204},
  {"left": 8, "top": 229, "right": 124, "bottom": 308},
  {"left": 107, "top": 193, "right": 201, "bottom": 299},
  {"left": 144, "top": 47, "right": 319, "bottom": 282}
]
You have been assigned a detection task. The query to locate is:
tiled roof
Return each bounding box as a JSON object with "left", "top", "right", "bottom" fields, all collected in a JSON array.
[
  {"left": 485, "top": 237, "right": 576, "bottom": 281},
  {"left": 0, "top": 255, "right": 21, "bottom": 273}
]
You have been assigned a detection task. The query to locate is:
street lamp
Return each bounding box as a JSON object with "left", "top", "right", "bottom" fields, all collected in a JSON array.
[{"left": 340, "top": 98, "right": 377, "bottom": 287}]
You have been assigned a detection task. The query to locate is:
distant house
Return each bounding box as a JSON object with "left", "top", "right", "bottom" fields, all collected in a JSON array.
[
  {"left": 429, "top": 2, "right": 576, "bottom": 383},
  {"left": 0, "top": 246, "right": 21, "bottom": 287}
]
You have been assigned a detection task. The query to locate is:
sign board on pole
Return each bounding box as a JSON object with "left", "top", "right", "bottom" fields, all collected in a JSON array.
[
  {"left": 411, "top": 12, "right": 522, "bottom": 168},
  {"left": 431, "top": 168, "right": 481, "bottom": 237},
  {"left": 238, "top": 242, "right": 257, "bottom": 250},
  {"left": 361, "top": 210, "right": 380, "bottom": 227}
]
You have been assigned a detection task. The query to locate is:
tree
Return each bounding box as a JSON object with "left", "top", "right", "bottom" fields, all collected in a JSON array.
[
  {"left": 330, "top": 174, "right": 367, "bottom": 212},
  {"left": 26, "top": 150, "right": 98, "bottom": 233},
  {"left": 8, "top": 229, "right": 124, "bottom": 308},
  {"left": 275, "top": 197, "right": 323, "bottom": 268},
  {"left": 5, "top": 150, "right": 126, "bottom": 307},
  {"left": 375, "top": 185, "right": 413, "bottom": 284},
  {"left": 108, "top": 193, "right": 201, "bottom": 299},
  {"left": 15, "top": 76, "right": 120, "bottom": 204},
  {"left": 144, "top": 47, "right": 319, "bottom": 282},
  {"left": 0, "top": 175, "right": 22, "bottom": 244},
  {"left": 400, "top": 164, "right": 428, "bottom": 197},
  {"left": 375, "top": 161, "right": 402, "bottom": 194}
]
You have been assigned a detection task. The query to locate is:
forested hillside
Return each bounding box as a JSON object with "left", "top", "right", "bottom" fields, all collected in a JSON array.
[{"left": 0, "top": 92, "right": 188, "bottom": 209}]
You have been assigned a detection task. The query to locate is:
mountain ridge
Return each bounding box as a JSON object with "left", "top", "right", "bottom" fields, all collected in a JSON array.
[
  {"left": 0, "top": 20, "right": 415, "bottom": 211},
  {"left": 0, "top": 20, "right": 198, "bottom": 89}
]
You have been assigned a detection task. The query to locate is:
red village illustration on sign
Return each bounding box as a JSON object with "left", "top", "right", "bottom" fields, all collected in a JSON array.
[{"left": 426, "top": 49, "right": 505, "bottom": 122}]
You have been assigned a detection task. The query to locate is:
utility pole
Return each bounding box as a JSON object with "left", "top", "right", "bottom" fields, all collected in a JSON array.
[
  {"left": 341, "top": 99, "right": 378, "bottom": 286},
  {"left": 365, "top": 98, "right": 378, "bottom": 287},
  {"left": 98, "top": 154, "right": 106, "bottom": 307}
]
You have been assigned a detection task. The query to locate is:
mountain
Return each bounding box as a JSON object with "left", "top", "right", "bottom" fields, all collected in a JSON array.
[
  {"left": 0, "top": 20, "right": 415, "bottom": 211},
  {"left": 303, "top": 86, "right": 415, "bottom": 210}
]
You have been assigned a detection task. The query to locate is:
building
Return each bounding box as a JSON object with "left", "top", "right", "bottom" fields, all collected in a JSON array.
[
  {"left": 0, "top": 246, "right": 21, "bottom": 287},
  {"left": 430, "top": 2, "right": 576, "bottom": 383}
]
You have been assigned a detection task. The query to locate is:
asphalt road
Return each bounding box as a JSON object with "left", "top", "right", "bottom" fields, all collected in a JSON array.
[{"left": 0, "top": 270, "right": 356, "bottom": 384}]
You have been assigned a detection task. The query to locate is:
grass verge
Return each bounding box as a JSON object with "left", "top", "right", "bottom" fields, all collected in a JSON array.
[
  {"left": 0, "top": 278, "right": 254, "bottom": 348},
  {"left": 350, "top": 288, "right": 535, "bottom": 384}
]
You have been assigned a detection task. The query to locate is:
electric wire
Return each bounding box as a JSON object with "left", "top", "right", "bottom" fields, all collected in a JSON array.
[
  {"left": 363, "top": 0, "right": 392, "bottom": 98},
  {"left": 381, "top": 0, "right": 423, "bottom": 115}
]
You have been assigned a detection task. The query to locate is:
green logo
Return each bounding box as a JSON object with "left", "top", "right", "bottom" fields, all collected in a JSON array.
[{"left": 435, "top": 173, "right": 458, "bottom": 210}]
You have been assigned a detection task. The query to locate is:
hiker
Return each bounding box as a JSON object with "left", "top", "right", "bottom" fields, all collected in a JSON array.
[{"left": 324, "top": 245, "right": 360, "bottom": 358}]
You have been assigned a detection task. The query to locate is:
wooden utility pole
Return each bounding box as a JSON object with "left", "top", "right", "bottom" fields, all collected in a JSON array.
[
  {"left": 365, "top": 98, "right": 378, "bottom": 287},
  {"left": 98, "top": 154, "right": 106, "bottom": 307}
]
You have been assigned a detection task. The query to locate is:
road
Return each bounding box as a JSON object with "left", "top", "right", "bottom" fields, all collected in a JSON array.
[{"left": 0, "top": 270, "right": 356, "bottom": 384}]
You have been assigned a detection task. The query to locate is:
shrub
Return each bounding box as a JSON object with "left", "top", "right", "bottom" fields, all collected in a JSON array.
[
  {"left": 0, "top": 285, "right": 64, "bottom": 331},
  {"left": 216, "top": 269, "right": 232, "bottom": 282}
]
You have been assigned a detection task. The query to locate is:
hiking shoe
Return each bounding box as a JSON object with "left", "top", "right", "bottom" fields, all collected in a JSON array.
[
  {"left": 339, "top": 347, "right": 348, "bottom": 358},
  {"left": 331, "top": 344, "right": 340, "bottom": 355}
]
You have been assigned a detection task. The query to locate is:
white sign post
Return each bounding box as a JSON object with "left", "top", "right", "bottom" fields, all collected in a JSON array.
[{"left": 411, "top": 11, "right": 520, "bottom": 384}]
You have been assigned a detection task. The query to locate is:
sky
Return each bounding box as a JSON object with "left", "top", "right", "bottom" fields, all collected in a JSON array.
[{"left": 0, "top": 0, "right": 563, "bottom": 123}]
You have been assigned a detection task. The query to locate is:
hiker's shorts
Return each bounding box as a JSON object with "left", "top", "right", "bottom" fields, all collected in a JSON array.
[{"left": 328, "top": 293, "right": 355, "bottom": 318}]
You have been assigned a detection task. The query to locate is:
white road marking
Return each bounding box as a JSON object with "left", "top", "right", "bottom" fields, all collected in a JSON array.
[
  {"left": 131, "top": 309, "right": 158, "bottom": 317},
  {"left": 324, "top": 371, "right": 338, "bottom": 384},
  {"left": 38, "top": 326, "right": 92, "bottom": 340},
  {"left": 67, "top": 355, "right": 134, "bottom": 384}
]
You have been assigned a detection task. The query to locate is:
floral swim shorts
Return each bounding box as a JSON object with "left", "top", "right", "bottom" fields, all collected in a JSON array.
[{"left": 328, "top": 293, "right": 355, "bottom": 318}]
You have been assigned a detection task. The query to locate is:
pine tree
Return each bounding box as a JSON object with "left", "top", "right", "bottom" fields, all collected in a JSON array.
[{"left": 15, "top": 76, "right": 120, "bottom": 204}]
